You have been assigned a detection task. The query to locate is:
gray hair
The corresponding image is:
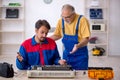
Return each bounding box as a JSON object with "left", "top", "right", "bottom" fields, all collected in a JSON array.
[{"left": 62, "top": 4, "right": 75, "bottom": 13}]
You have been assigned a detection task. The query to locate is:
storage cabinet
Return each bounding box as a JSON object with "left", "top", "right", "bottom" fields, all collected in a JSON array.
[
  {"left": 0, "top": 0, "right": 25, "bottom": 55},
  {"left": 84, "top": 0, "right": 109, "bottom": 56}
]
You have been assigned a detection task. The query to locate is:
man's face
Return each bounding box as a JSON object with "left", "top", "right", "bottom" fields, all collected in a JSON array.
[
  {"left": 61, "top": 9, "right": 75, "bottom": 24},
  {"left": 35, "top": 26, "right": 49, "bottom": 42}
]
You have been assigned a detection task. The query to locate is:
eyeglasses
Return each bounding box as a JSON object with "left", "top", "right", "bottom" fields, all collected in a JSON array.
[{"left": 61, "top": 13, "right": 74, "bottom": 19}]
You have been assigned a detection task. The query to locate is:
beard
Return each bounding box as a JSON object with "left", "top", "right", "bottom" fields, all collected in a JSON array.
[
  {"left": 65, "top": 20, "right": 71, "bottom": 24},
  {"left": 39, "top": 37, "right": 46, "bottom": 42},
  {"left": 35, "top": 35, "right": 46, "bottom": 43}
]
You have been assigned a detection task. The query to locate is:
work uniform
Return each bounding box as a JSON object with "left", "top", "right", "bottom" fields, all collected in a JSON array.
[
  {"left": 54, "top": 14, "right": 90, "bottom": 70},
  {"left": 16, "top": 36, "right": 61, "bottom": 70}
]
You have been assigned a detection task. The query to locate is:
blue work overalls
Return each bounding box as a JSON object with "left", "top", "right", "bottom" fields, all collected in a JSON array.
[{"left": 62, "top": 15, "right": 88, "bottom": 70}]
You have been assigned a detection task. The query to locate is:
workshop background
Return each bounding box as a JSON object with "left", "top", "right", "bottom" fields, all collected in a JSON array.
[{"left": 0, "top": 0, "right": 120, "bottom": 80}]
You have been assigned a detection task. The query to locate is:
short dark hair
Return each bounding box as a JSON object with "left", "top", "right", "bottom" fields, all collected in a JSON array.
[{"left": 35, "top": 19, "right": 51, "bottom": 30}]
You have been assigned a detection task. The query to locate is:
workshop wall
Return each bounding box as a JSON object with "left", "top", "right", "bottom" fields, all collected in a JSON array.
[
  {"left": 25, "top": 0, "right": 85, "bottom": 57},
  {"left": 25, "top": 0, "right": 120, "bottom": 56},
  {"left": 109, "top": 0, "right": 120, "bottom": 56},
  {"left": 25, "top": 0, "right": 85, "bottom": 38}
]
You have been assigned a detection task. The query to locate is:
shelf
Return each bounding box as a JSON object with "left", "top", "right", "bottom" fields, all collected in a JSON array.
[
  {"left": 88, "top": 19, "right": 106, "bottom": 21},
  {"left": 0, "top": 18, "right": 23, "bottom": 21},
  {"left": 0, "top": 6, "right": 23, "bottom": 8},
  {"left": 85, "top": 0, "right": 109, "bottom": 56},
  {"left": 0, "top": 30, "right": 24, "bottom": 33},
  {"left": 87, "top": 19, "right": 107, "bottom": 23},
  {"left": 0, "top": 43, "right": 21, "bottom": 45},
  {"left": 85, "top": 6, "right": 107, "bottom": 9},
  {"left": 88, "top": 43, "right": 107, "bottom": 46},
  {"left": 0, "top": 0, "right": 25, "bottom": 55},
  {"left": 90, "top": 31, "right": 107, "bottom": 33},
  {"left": 89, "top": 55, "right": 108, "bottom": 58}
]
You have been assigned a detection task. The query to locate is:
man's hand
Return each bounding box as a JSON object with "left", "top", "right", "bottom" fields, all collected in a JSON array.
[
  {"left": 58, "top": 59, "right": 66, "bottom": 65},
  {"left": 70, "top": 44, "right": 79, "bottom": 54},
  {"left": 70, "top": 37, "right": 89, "bottom": 54},
  {"left": 17, "top": 52, "right": 23, "bottom": 62}
]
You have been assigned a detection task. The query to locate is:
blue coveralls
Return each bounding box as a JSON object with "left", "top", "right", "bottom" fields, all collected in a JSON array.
[{"left": 62, "top": 15, "right": 88, "bottom": 70}]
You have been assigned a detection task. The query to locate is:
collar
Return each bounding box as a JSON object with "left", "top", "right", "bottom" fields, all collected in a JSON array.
[{"left": 31, "top": 35, "right": 48, "bottom": 45}]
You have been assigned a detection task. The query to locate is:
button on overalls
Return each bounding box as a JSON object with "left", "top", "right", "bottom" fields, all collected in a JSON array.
[{"left": 62, "top": 15, "right": 88, "bottom": 70}]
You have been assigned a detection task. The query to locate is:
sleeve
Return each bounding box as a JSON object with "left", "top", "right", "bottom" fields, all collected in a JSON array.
[
  {"left": 53, "top": 46, "right": 61, "bottom": 65},
  {"left": 53, "top": 19, "right": 63, "bottom": 37},
  {"left": 16, "top": 45, "right": 30, "bottom": 70},
  {"left": 54, "top": 47, "right": 60, "bottom": 65},
  {"left": 79, "top": 16, "right": 91, "bottom": 38}
]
